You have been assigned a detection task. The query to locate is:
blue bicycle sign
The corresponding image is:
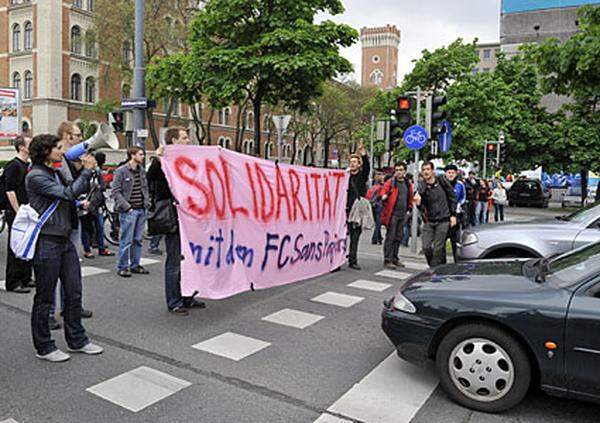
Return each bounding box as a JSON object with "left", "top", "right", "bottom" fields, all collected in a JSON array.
[{"left": 403, "top": 125, "right": 428, "bottom": 151}]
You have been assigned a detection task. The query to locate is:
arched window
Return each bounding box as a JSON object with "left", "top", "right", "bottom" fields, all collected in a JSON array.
[
  {"left": 24, "top": 21, "right": 32, "bottom": 51},
  {"left": 245, "top": 112, "right": 254, "bottom": 130},
  {"left": 71, "top": 26, "right": 82, "bottom": 54},
  {"left": 172, "top": 98, "right": 180, "bottom": 117},
  {"left": 218, "top": 137, "right": 225, "bottom": 147},
  {"left": 220, "top": 108, "right": 230, "bottom": 126},
  {"left": 370, "top": 69, "right": 384, "bottom": 85},
  {"left": 85, "top": 77, "right": 95, "bottom": 103},
  {"left": 22, "top": 120, "right": 30, "bottom": 134},
  {"left": 264, "top": 115, "right": 271, "bottom": 133},
  {"left": 71, "top": 74, "right": 82, "bottom": 101},
  {"left": 12, "top": 72, "right": 21, "bottom": 91},
  {"left": 87, "top": 0, "right": 94, "bottom": 11},
  {"left": 12, "top": 24, "right": 21, "bottom": 52},
  {"left": 266, "top": 142, "right": 274, "bottom": 158},
  {"left": 24, "top": 71, "right": 33, "bottom": 99},
  {"left": 283, "top": 145, "right": 291, "bottom": 159},
  {"left": 73, "top": 0, "right": 82, "bottom": 8},
  {"left": 243, "top": 140, "right": 253, "bottom": 154},
  {"left": 85, "top": 35, "right": 96, "bottom": 57}
]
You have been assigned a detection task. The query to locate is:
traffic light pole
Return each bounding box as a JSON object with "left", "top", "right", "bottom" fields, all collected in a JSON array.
[
  {"left": 133, "top": 0, "right": 146, "bottom": 150},
  {"left": 369, "top": 113, "right": 375, "bottom": 184},
  {"left": 410, "top": 86, "right": 422, "bottom": 254}
]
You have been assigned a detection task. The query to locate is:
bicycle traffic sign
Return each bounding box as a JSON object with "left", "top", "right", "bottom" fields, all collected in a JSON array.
[{"left": 403, "top": 125, "right": 428, "bottom": 151}]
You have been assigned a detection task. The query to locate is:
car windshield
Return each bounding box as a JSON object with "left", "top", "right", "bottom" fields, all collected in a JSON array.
[
  {"left": 559, "top": 202, "right": 600, "bottom": 224},
  {"left": 545, "top": 243, "right": 600, "bottom": 288}
]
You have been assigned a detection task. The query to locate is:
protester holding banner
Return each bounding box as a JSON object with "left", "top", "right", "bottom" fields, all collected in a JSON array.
[
  {"left": 26, "top": 134, "right": 103, "bottom": 362},
  {"left": 3, "top": 135, "right": 34, "bottom": 293},
  {"left": 112, "top": 147, "right": 151, "bottom": 278},
  {"left": 346, "top": 141, "right": 370, "bottom": 270},
  {"left": 148, "top": 127, "right": 206, "bottom": 315},
  {"left": 380, "top": 162, "right": 413, "bottom": 270}
]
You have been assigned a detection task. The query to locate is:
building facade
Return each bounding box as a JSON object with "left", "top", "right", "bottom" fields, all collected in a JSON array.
[
  {"left": 0, "top": 0, "right": 316, "bottom": 164},
  {"left": 473, "top": 42, "right": 501, "bottom": 74},
  {"left": 360, "top": 25, "right": 400, "bottom": 91}
]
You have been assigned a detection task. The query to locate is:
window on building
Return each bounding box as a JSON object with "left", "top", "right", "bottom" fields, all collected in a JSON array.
[
  {"left": 220, "top": 107, "right": 230, "bottom": 126},
  {"left": 71, "top": 26, "right": 82, "bottom": 54},
  {"left": 245, "top": 112, "right": 254, "bottom": 130},
  {"left": 85, "top": 34, "right": 96, "bottom": 57},
  {"left": 370, "top": 69, "right": 383, "bottom": 85},
  {"left": 22, "top": 120, "right": 30, "bottom": 134},
  {"left": 266, "top": 142, "right": 274, "bottom": 158},
  {"left": 12, "top": 24, "right": 21, "bottom": 52},
  {"left": 172, "top": 98, "right": 180, "bottom": 117},
  {"left": 87, "top": 0, "right": 94, "bottom": 11},
  {"left": 483, "top": 49, "right": 491, "bottom": 59},
  {"left": 12, "top": 72, "right": 21, "bottom": 91},
  {"left": 24, "top": 71, "right": 32, "bottom": 99},
  {"left": 24, "top": 21, "right": 32, "bottom": 51},
  {"left": 264, "top": 115, "right": 271, "bottom": 133},
  {"left": 122, "top": 41, "right": 131, "bottom": 63},
  {"left": 85, "top": 77, "right": 95, "bottom": 103},
  {"left": 73, "top": 0, "right": 82, "bottom": 8},
  {"left": 71, "top": 74, "right": 82, "bottom": 101},
  {"left": 121, "top": 83, "right": 131, "bottom": 99},
  {"left": 224, "top": 138, "right": 231, "bottom": 149}
]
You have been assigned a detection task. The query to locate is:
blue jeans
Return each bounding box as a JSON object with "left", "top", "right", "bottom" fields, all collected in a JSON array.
[
  {"left": 81, "top": 213, "right": 106, "bottom": 253},
  {"left": 401, "top": 222, "right": 410, "bottom": 247},
  {"left": 118, "top": 209, "right": 146, "bottom": 271},
  {"left": 50, "top": 225, "right": 81, "bottom": 318},
  {"left": 475, "top": 201, "right": 487, "bottom": 226},
  {"left": 32, "top": 236, "right": 89, "bottom": 355},
  {"left": 149, "top": 235, "right": 163, "bottom": 251},
  {"left": 371, "top": 204, "right": 383, "bottom": 244},
  {"left": 165, "top": 231, "right": 184, "bottom": 310}
]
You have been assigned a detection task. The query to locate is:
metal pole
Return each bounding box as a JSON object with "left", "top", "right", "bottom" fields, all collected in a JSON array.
[
  {"left": 277, "top": 130, "right": 282, "bottom": 163},
  {"left": 133, "top": 0, "right": 145, "bottom": 150},
  {"left": 369, "top": 114, "right": 375, "bottom": 185},
  {"left": 410, "top": 87, "right": 421, "bottom": 254},
  {"left": 483, "top": 143, "right": 488, "bottom": 179}
]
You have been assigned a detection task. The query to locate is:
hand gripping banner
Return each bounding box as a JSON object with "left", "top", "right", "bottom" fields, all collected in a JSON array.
[{"left": 161, "top": 145, "right": 350, "bottom": 299}]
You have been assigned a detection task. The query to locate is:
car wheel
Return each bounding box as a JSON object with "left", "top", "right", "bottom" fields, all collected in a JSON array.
[{"left": 436, "top": 323, "right": 531, "bottom": 413}]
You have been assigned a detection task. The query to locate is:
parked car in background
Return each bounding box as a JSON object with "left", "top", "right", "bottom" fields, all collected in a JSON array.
[
  {"left": 459, "top": 202, "right": 600, "bottom": 260},
  {"left": 508, "top": 179, "right": 550, "bottom": 208},
  {"left": 382, "top": 242, "right": 600, "bottom": 412}
]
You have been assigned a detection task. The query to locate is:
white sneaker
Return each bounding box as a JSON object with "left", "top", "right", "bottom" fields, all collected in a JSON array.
[
  {"left": 36, "top": 349, "right": 71, "bottom": 362},
  {"left": 68, "top": 342, "right": 104, "bottom": 355}
]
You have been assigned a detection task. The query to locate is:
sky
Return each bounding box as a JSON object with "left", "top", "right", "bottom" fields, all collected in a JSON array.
[{"left": 321, "top": 0, "right": 501, "bottom": 82}]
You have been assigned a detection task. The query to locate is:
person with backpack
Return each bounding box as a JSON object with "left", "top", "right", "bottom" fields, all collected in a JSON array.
[
  {"left": 380, "top": 162, "right": 414, "bottom": 269},
  {"left": 366, "top": 172, "right": 384, "bottom": 245},
  {"left": 2, "top": 135, "right": 34, "bottom": 293},
  {"left": 414, "top": 162, "right": 458, "bottom": 267}
]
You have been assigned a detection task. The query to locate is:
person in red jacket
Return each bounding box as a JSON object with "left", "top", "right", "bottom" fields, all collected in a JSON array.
[{"left": 380, "top": 162, "right": 414, "bottom": 269}]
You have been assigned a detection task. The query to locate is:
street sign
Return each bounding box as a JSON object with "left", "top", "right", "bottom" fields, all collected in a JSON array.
[
  {"left": 272, "top": 115, "right": 291, "bottom": 140},
  {"left": 136, "top": 129, "right": 148, "bottom": 139},
  {"left": 403, "top": 125, "right": 428, "bottom": 151},
  {"left": 121, "top": 97, "right": 148, "bottom": 110},
  {"left": 0, "top": 87, "right": 21, "bottom": 140},
  {"left": 376, "top": 120, "right": 386, "bottom": 141},
  {"left": 438, "top": 120, "right": 453, "bottom": 153}
]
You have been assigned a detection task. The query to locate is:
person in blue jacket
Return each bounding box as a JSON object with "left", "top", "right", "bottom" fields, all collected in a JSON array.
[{"left": 444, "top": 164, "right": 466, "bottom": 263}]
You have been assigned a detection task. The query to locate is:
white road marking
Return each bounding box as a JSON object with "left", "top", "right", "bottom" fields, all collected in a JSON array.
[
  {"left": 262, "top": 309, "right": 324, "bottom": 329},
  {"left": 347, "top": 280, "right": 392, "bottom": 293},
  {"left": 0, "top": 280, "right": 5, "bottom": 291},
  {"left": 81, "top": 266, "right": 110, "bottom": 277},
  {"left": 140, "top": 258, "right": 161, "bottom": 266},
  {"left": 311, "top": 292, "right": 364, "bottom": 308},
  {"left": 404, "top": 261, "right": 429, "bottom": 271},
  {"left": 375, "top": 270, "right": 413, "bottom": 280},
  {"left": 0, "top": 419, "right": 20, "bottom": 423},
  {"left": 86, "top": 366, "right": 191, "bottom": 413},
  {"left": 314, "top": 353, "right": 438, "bottom": 423},
  {"left": 192, "top": 332, "right": 271, "bottom": 361}
]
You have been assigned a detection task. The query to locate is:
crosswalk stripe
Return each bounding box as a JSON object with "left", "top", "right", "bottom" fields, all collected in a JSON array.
[
  {"left": 311, "top": 292, "right": 364, "bottom": 308},
  {"left": 375, "top": 270, "right": 413, "bottom": 280},
  {"left": 140, "top": 258, "right": 161, "bottom": 266},
  {"left": 347, "top": 280, "right": 392, "bottom": 292},
  {"left": 192, "top": 332, "right": 271, "bottom": 361},
  {"left": 404, "top": 261, "right": 429, "bottom": 271},
  {"left": 314, "top": 353, "right": 438, "bottom": 423},
  {"left": 81, "top": 266, "right": 110, "bottom": 277},
  {"left": 0, "top": 280, "right": 5, "bottom": 291}
]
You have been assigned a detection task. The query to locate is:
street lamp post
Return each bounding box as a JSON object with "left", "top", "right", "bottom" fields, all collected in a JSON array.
[{"left": 133, "top": 0, "right": 146, "bottom": 150}]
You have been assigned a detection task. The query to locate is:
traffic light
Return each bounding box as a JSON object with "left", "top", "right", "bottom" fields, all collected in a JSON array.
[
  {"left": 396, "top": 96, "right": 412, "bottom": 129},
  {"left": 429, "top": 95, "right": 448, "bottom": 140},
  {"left": 109, "top": 111, "right": 125, "bottom": 133},
  {"left": 388, "top": 110, "right": 403, "bottom": 151},
  {"left": 486, "top": 143, "right": 498, "bottom": 166}
]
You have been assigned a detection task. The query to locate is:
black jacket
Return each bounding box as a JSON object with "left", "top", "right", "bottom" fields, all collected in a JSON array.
[
  {"left": 26, "top": 165, "right": 92, "bottom": 238},
  {"left": 417, "top": 175, "right": 458, "bottom": 222},
  {"left": 146, "top": 158, "right": 174, "bottom": 202},
  {"left": 346, "top": 154, "right": 370, "bottom": 214}
]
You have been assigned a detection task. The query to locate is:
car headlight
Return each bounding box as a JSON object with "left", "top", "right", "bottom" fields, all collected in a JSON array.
[
  {"left": 392, "top": 293, "right": 417, "bottom": 314},
  {"left": 461, "top": 231, "right": 478, "bottom": 246}
]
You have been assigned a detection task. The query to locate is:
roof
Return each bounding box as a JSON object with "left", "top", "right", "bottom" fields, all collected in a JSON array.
[{"left": 502, "top": 0, "right": 600, "bottom": 14}]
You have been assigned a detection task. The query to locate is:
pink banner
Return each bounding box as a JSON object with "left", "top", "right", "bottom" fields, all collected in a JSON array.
[{"left": 161, "top": 145, "right": 350, "bottom": 299}]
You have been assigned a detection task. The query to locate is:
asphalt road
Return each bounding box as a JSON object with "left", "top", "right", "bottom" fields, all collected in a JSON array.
[{"left": 1, "top": 206, "right": 599, "bottom": 423}]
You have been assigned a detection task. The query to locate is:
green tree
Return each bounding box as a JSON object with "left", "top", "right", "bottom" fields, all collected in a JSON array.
[{"left": 187, "top": 0, "right": 357, "bottom": 156}]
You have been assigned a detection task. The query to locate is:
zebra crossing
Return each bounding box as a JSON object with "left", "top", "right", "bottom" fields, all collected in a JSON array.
[{"left": 1, "top": 253, "right": 429, "bottom": 421}]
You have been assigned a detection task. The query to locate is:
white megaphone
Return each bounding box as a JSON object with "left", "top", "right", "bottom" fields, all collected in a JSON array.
[{"left": 65, "top": 123, "right": 119, "bottom": 161}]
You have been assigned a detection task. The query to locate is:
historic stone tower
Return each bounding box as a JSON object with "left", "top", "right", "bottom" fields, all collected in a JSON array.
[{"left": 360, "top": 25, "right": 400, "bottom": 90}]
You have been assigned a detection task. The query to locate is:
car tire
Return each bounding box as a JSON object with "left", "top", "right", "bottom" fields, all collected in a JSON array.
[{"left": 435, "top": 323, "right": 531, "bottom": 413}]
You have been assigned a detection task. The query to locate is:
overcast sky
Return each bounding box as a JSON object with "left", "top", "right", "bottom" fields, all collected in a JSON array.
[{"left": 321, "top": 0, "right": 501, "bottom": 82}]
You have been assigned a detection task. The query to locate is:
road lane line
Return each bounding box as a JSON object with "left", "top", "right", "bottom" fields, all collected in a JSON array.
[{"left": 314, "top": 353, "right": 438, "bottom": 423}]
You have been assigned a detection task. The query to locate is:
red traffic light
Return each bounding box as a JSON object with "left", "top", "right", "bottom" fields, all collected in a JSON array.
[
  {"left": 397, "top": 96, "right": 412, "bottom": 111},
  {"left": 487, "top": 143, "right": 496, "bottom": 152}
]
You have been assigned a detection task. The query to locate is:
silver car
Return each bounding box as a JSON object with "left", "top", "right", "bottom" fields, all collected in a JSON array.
[{"left": 459, "top": 202, "right": 600, "bottom": 260}]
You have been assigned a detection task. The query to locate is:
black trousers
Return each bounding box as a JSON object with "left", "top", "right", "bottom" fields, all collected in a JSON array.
[
  {"left": 422, "top": 221, "right": 450, "bottom": 267},
  {"left": 5, "top": 211, "right": 32, "bottom": 291},
  {"left": 348, "top": 223, "right": 362, "bottom": 265},
  {"left": 447, "top": 213, "right": 462, "bottom": 264},
  {"left": 384, "top": 214, "right": 404, "bottom": 262}
]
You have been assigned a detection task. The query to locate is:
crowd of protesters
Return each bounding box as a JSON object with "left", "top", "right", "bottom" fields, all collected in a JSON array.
[{"left": 1, "top": 122, "right": 206, "bottom": 363}]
